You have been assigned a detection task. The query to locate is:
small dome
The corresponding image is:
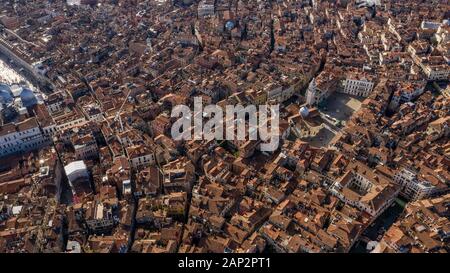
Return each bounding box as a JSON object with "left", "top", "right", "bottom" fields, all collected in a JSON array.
[
  {"left": 225, "top": 21, "right": 235, "bottom": 31},
  {"left": 366, "top": 241, "right": 379, "bottom": 252},
  {"left": 299, "top": 106, "right": 309, "bottom": 118},
  {"left": 20, "top": 88, "right": 38, "bottom": 107},
  {"left": 0, "top": 83, "right": 13, "bottom": 104},
  {"left": 0, "top": 83, "right": 11, "bottom": 93}
]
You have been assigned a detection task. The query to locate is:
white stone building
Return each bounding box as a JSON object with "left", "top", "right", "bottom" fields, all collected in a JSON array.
[
  {"left": 341, "top": 75, "right": 375, "bottom": 97},
  {"left": 0, "top": 117, "right": 50, "bottom": 158},
  {"left": 394, "top": 168, "right": 441, "bottom": 201}
]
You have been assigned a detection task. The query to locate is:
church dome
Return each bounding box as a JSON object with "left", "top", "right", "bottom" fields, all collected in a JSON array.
[
  {"left": 0, "top": 83, "right": 13, "bottom": 104},
  {"left": 20, "top": 88, "right": 38, "bottom": 107},
  {"left": 299, "top": 106, "right": 309, "bottom": 118},
  {"left": 225, "top": 21, "right": 235, "bottom": 31}
]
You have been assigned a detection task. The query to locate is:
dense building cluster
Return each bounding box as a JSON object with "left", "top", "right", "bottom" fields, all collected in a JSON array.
[{"left": 0, "top": 0, "right": 448, "bottom": 253}]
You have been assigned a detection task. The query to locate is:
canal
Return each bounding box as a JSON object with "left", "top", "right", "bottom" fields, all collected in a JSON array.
[{"left": 350, "top": 197, "right": 407, "bottom": 253}]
